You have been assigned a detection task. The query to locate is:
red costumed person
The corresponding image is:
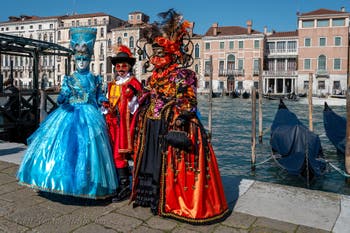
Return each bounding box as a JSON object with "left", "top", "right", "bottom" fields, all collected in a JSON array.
[
  {"left": 104, "top": 45, "right": 142, "bottom": 202},
  {"left": 130, "top": 9, "right": 230, "bottom": 224}
]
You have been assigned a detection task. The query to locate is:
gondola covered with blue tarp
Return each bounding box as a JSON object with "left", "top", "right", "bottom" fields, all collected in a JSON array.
[
  {"left": 270, "top": 100, "right": 326, "bottom": 178},
  {"left": 323, "top": 102, "right": 346, "bottom": 155}
]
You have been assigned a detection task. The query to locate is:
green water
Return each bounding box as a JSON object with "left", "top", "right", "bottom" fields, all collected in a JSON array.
[{"left": 197, "top": 95, "right": 350, "bottom": 195}]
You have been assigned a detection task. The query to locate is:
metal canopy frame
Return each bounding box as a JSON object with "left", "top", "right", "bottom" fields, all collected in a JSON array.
[{"left": 0, "top": 33, "right": 73, "bottom": 142}]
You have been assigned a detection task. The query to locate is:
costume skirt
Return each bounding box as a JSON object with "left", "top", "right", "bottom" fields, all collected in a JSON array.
[
  {"left": 132, "top": 114, "right": 230, "bottom": 224},
  {"left": 17, "top": 104, "right": 118, "bottom": 199}
]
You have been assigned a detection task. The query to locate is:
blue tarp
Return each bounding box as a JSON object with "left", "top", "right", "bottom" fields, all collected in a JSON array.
[
  {"left": 270, "top": 101, "right": 326, "bottom": 177},
  {"left": 323, "top": 102, "right": 346, "bottom": 155}
]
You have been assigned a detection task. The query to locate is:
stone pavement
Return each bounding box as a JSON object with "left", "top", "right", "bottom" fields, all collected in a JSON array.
[{"left": 0, "top": 142, "right": 347, "bottom": 233}]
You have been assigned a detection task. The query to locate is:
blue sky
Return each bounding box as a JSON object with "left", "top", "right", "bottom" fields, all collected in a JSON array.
[{"left": 1, "top": 0, "right": 348, "bottom": 34}]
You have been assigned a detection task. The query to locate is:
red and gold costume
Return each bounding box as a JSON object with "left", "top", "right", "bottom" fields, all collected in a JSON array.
[
  {"left": 105, "top": 76, "right": 142, "bottom": 168},
  {"left": 131, "top": 67, "right": 230, "bottom": 224}
]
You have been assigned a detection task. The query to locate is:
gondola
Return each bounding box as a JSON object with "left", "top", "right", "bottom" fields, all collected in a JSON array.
[
  {"left": 323, "top": 102, "right": 346, "bottom": 155},
  {"left": 270, "top": 99, "right": 326, "bottom": 179},
  {"left": 242, "top": 91, "right": 250, "bottom": 99}
]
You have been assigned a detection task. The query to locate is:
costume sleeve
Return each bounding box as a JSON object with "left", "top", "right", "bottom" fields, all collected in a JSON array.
[
  {"left": 176, "top": 69, "right": 197, "bottom": 113},
  {"left": 57, "top": 75, "right": 71, "bottom": 104},
  {"left": 96, "top": 75, "right": 108, "bottom": 105}
]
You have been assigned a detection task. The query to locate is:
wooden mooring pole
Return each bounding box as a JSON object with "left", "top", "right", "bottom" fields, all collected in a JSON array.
[
  {"left": 258, "top": 58, "right": 263, "bottom": 143},
  {"left": 208, "top": 55, "right": 213, "bottom": 140},
  {"left": 345, "top": 84, "right": 350, "bottom": 180},
  {"left": 251, "top": 86, "right": 257, "bottom": 171},
  {"left": 308, "top": 73, "right": 313, "bottom": 131}
]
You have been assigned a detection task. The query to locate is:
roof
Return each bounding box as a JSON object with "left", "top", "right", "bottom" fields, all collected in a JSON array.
[
  {"left": 300, "top": 8, "right": 348, "bottom": 17},
  {"left": 268, "top": 30, "right": 298, "bottom": 38},
  {"left": 204, "top": 26, "right": 261, "bottom": 36}
]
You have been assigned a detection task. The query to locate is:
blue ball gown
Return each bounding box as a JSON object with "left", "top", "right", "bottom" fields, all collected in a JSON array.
[{"left": 17, "top": 71, "right": 118, "bottom": 199}]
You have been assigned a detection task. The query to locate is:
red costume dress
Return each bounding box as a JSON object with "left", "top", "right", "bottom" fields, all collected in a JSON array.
[
  {"left": 131, "top": 67, "right": 230, "bottom": 224},
  {"left": 105, "top": 75, "right": 142, "bottom": 169}
]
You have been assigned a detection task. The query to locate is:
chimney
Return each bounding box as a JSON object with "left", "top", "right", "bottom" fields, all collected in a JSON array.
[
  {"left": 212, "top": 22, "right": 218, "bottom": 36},
  {"left": 264, "top": 26, "right": 267, "bottom": 35},
  {"left": 341, "top": 6, "right": 345, "bottom": 12},
  {"left": 246, "top": 20, "right": 252, "bottom": 34},
  {"left": 188, "top": 21, "right": 194, "bottom": 37}
]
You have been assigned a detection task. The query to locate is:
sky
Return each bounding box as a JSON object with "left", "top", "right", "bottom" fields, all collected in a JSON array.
[{"left": 1, "top": 0, "right": 349, "bottom": 35}]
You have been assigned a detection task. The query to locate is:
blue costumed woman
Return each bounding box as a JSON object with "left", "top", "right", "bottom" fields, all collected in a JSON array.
[{"left": 16, "top": 27, "right": 118, "bottom": 199}]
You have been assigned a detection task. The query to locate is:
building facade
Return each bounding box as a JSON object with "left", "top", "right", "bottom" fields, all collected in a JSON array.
[
  {"left": 0, "top": 7, "right": 349, "bottom": 98},
  {"left": 200, "top": 21, "right": 265, "bottom": 95},
  {"left": 297, "top": 8, "right": 350, "bottom": 97}
]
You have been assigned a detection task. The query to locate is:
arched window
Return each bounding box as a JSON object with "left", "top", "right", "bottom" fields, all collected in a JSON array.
[
  {"left": 318, "top": 55, "right": 326, "bottom": 70},
  {"left": 129, "top": 36, "right": 134, "bottom": 49},
  {"left": 107, "top": 39, "right": 112, "bottom": 48},
  {"left": 227, "top": 54, "right": 235, "bottom": 71},
  {"left": 195, "top": 64, "right": 199, "bottom": 73},
  {"left": 195, "top": 44, "right": 200, "bottom": 58},
  {"left": 117, "top": 37, "right": 122, "bottom": 45}
]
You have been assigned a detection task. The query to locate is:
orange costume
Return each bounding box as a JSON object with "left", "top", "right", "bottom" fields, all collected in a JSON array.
[{"left": 130, "top": 9, "right": 230, "bottom": 224}]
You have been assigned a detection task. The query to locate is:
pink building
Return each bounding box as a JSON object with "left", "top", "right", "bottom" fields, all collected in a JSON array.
[{"left": 297, "top": 8, "right": 350, "bottom": 96}]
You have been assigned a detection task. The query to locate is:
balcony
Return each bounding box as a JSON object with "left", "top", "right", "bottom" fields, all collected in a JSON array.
[
  {"left": 262, "top": 70, "right": 298, "bottom": 77},
  {"left": 315, "top": 69, "right": 329, "bottom": 78},
  {"left": 217, "top": 69, "right": 245, "bottom": 77}
]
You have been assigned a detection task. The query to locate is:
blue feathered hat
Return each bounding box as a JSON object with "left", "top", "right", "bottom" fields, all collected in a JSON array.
[{"left": 70, "top": 27, "right": 97, "bottom": 58}]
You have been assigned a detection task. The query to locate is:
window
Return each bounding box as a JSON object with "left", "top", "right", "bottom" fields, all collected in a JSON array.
[
  {"left": 333, "top": 81, "right": 341, "bottom": 90},
  {"left": 30, "top": 25, "right": 33, "bottom": 29},
  {"left": 195, "top": 64, "right": 199, "bottom": 73},
  {"left": 100, "top": 63, "right": 104, "bottom": 73},
  {"left": 50, "top": 24, "right": 53, "bottom": 29},
  {"left": 318, "top": 80, "right": 325, "bottom": 90},
  {"left": 303, "top": 81, "right": 309, "bottom": 90},
  {"left": 100, "top": 43, "right": 104, "bottom": 55},
  {"left": 117, "top": 37, "right": 122, "bottom": 45},
  {"left": 319, "top": 37, "right": 326, "bottom": 46},
  {"left": 76, "top": 20, "right": 80, "bottom": 26},
  {"left": 72, "top": 21, "right": 75, "bottom": 27},
  {"left": 277, "top": 41, "right": 285, "bottom": 52},
  {"left": 129, "top": 36, "right": 134, "bottom": 48},
  {"left": 100, "top": 28, "right": 104, "bottom": 37},
  {"left": 219, "top": 60, "right": 224, "bottom": 75},
  {"left": 229, "top": 41, "right": 234, "bottom": 49},
  {"left": 194, "top": 44, "right": 200, "bottom": 58},
  {"left": 88, "top": 19, "right": 91, "bottom": 25},
  {"left": 205, "top": 42, "right": 210, "bottom": 50},
  {"left": 287, "top": 41, "right": 296, "bottom": 52},
  {"left": 227, "top": 54, "right": 235, "bottom": 72},
  {"left": 334, "top": 36, "right": 341, "bottom": 46},
  {"left": 94, "top": 19, "right": 97, "bottom": 25},
  {"left": 253, "top": 59, "right": 259, "bottom": 75},
  {"left": 238, "top": 41, "right": 244, "bottom": 49},
  {"left": 218, "top": 81, "right": 224, "bottom": 90},
  {"left": 123, "top": 32, "right": 128, "bottom": 37},
  {"left": 317, "top": 19, "right": 329, "bottom": 27},
  {"left": 254, "top": 40, "right": 259, "bottom": 49},
  {"left": 304, "top": 59, "right": 311, "bottom": 70},
  {"left": 304, "top": 38, "right": 311, "bottom": 47},
  {"left": 205, "top": 61, "right": 211, "bottom": 76},
  {"left": 107, "top": 39, "right": 112, "bottom": 48},
  {"left": 334, "top": 58, "right": 341, "bottom": 70},
  {"left": 57, "top": 31, "right": 61, "bottom": 40},
  {"left": 332, "top": 18, "right": 345, "bottom": 26},
  {"left": 220, "top": 42, "right": 224, "bottom": 49},
  {"left": 238, "top": 59, "right": 244, "bottom": 70},
  {"left": 38, "top": 24, "right": 42, "bottom": 30},
  {"left": 302, "top": 20, "right": 314, "bottom": 28},
  {"left": 318, "top": 55, "right": 326, "bottom": 70}
]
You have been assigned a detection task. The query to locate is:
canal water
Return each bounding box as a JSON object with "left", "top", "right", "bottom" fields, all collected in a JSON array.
[{"left": 197, "top": 94, "right": 350, "bottom": 196}]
